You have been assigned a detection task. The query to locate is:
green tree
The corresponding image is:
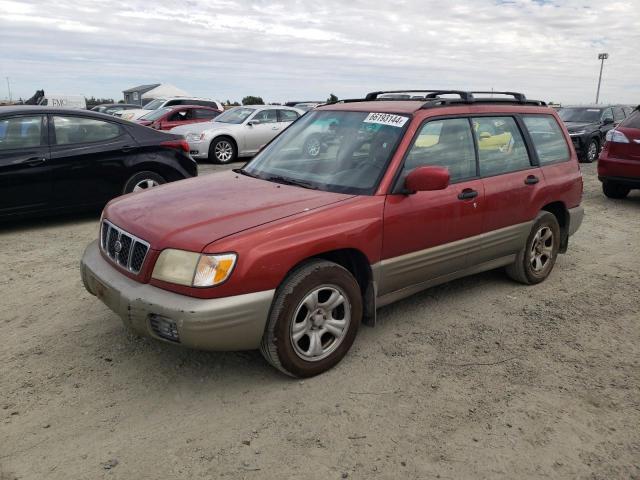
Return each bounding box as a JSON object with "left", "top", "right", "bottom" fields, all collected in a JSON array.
[
  {"left": 327, "top": 93, "right": 338, "bottom": 103},
  {"left": 242, "top": 96, "right": 265, "bottom": 105}
]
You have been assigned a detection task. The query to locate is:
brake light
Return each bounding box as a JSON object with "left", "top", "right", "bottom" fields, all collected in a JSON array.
[
  {"left": 161, "top": 140, "right": 190, "bottom": 152},
  {"left": 605, "top": 129, "right": 630, "bottom": 144}
]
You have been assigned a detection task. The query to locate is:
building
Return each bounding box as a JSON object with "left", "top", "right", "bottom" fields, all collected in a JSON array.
[{"left": 122, "top": 84, "right": 160, "bottom": 105}]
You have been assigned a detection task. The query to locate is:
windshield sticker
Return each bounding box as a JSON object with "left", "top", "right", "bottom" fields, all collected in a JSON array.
[{"left": 363, "top": 113, "right": 409, "bottom": 128}]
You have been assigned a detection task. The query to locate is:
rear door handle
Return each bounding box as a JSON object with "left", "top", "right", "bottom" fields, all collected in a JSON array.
[
  {"left": 458, "top": 188, "right": 478, "bottom": 200},
  {"left": 121, "top": 145, "right": 136, "bottom": 153},
  {"left": 524, "top": 175, "right": 539, "bottom": 185}
]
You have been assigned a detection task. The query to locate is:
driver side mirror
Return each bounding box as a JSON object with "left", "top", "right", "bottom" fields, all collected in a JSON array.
[
  {"left": 248, "top": 118, "right": 262, "bottom": 126},
  {"left": 404, "top": 166, "right": 450, "bottom": 193},
  {"left": 602, "top": 117, "right": 614, "bottom": 125}
]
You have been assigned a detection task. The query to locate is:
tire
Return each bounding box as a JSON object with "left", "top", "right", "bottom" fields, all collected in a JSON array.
[
  {"left": 123, "top": 171, "right": 166, "bottom": 194},
  {"left": 602, "top": 181, "right": 630, "bottom": 199},
  {"left": 506, "top": 212, "right": 561, "bottom": 285},
  {"left": 582, "top": 138, "right": 599, "bottom": 163},
  {"left": 260, "top": 260, "right": 362, "bottom": 378},
  {"left": 208, "top": 137, "right": 237, "bottom": 164},
  {"left": 303, "top": 134, "right": 322, "bottom": 158}
]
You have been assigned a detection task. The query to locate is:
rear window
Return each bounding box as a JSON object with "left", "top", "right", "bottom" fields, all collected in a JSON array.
[
  {"left": 522, "top": 115, "right": 570, "bottom": 165},
  {"left": 621, "top": 109, "right": 640, "bottom": 129}
]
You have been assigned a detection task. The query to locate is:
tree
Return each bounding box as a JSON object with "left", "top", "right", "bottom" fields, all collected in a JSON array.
[
  {"left": 327, "top": 93, "right": 338, "bottom": 103},
  {"left": 242, "top": 96, "right": 265, "bottom": 106}
]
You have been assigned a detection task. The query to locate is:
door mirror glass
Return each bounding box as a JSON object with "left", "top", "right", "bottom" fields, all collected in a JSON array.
[
  {"left": 602, "top": 117, "right": 614, "bottom": 125},
  {"left": 404, "top": 166, "right": 450, "bottom": 193}
]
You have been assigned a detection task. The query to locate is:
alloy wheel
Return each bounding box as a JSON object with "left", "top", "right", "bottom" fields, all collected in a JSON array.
[
  {"left": 215, "top": 140, "right": 233, "bottom": 162},
  {"left": 529, "top": 226, "right": 554, "bottom": 273},
  {"left": 133, "top": 179, "right": 160, "bottom": 192}
]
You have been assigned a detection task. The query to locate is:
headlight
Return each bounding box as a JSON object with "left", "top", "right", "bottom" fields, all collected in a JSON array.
[
  {"left": 186, "top": 132, "right": 205, "bottom": 142},
  {"left": 569, "top": 130, "right": 586, "bottom": 136},
  {"left": 152, "top": 249, "right": 237, "bottom": 287}
]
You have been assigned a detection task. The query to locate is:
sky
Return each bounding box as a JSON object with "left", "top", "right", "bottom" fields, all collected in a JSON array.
[{"left": 1, "top": 0, "right": 639, "bottom": 105}]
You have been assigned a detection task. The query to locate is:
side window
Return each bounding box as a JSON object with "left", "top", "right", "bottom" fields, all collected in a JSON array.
[
  {"left": 403, "top": 118, "right": 476, "bottom": 183},
  {"left": 167, "top": 110, "right": 189, "bottom": 121},
  {"left": 194, "top": 109, "right": 217, "bottom": 119},
  {"left": 613, "top": 107, "right": 625, "bottom": 122},
  {"left": 621, "top": 110, "right": 640, "bottom": 129},
  {"left": 601, "top": 108, "right": 614, "bottom": 123},
  {"left": 53, "top": 116, "right": 121, "bottom": 145},
  {"left": 472, "top": 117, "right": 531, "bottom": 176},
  {"left": 0, "top": 116, "right": 43, "bottom": 151},
  {"left": 278, "top": 109, "right": 299, "bottom": 122},
  {"left": 522, "top": 115, "right": 570, "bottom": 165},
  {"left": 253, "top": 109, "right": 278, "bottom": 124}
]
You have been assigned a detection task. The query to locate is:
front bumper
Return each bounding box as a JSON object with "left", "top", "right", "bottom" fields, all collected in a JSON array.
[
  {"left": 80, "top": 240, "right": 274, "bottom": 351},
  {"left": 187, "top": 140, "right": 209, "bottom": 159}
]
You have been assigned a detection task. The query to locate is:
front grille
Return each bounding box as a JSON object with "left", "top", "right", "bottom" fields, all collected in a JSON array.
[{"left": 100, "top": 220, "right": 150, "bottom": 274}]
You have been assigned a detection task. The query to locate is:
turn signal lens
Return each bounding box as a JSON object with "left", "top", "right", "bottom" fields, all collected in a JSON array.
[{"left": 193, "top": 254, "right": 237, "bottom": 287}]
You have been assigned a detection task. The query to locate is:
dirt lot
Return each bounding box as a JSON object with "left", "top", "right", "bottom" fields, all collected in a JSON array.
[{"left": 1, "top": 162, "right": 638, "bottom": 480}]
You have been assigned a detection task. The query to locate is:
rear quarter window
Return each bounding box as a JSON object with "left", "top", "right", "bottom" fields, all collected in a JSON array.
[{"left": 522, "top": 115, "right": 570, "bottom": 165}]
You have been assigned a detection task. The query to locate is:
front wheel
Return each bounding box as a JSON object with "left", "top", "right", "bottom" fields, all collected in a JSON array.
[
  {"left": 209, "top": 137, "right": 237, "bottom": 164},
  {"left": 260, "top": 260, "right": 362, "bottom": 377},
  {"left": 583, "top": 138, "right": 599, "bottom": 163},
  {"left": 602, "top": 182, "right": 630, "bottom": 199},
  {"left": 506, "top": 212, "right": 560, "bottom": 285},
  {"left": 123, "top": 171, "right": 165, "bottom": 194}
]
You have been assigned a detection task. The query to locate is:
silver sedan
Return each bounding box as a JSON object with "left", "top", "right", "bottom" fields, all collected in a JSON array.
[{"left": 171, "top": 105, "right": 303, "bottom": 163}]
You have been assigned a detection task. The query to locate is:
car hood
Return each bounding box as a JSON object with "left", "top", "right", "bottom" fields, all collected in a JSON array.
[
  {"left": 171, "top": 121, "right": 239, "bottom": 136},
  {"left": 103, "top": 170, "right": 354, "bottom": 252},
  {"left": 564, "top": 121, "right": 597, "bottom": 132}
]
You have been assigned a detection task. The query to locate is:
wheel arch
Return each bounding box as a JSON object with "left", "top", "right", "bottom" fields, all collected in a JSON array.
[
  {"left": 541, "top": 201, "right": 569, "bottom": 253},
  {"left": 209, "top": 134, "right": 239, "bottom": 157}
]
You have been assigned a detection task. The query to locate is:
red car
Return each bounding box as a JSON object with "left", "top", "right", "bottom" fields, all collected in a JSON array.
[
  {"left": 136, "top": 105, "right": 220, "bottom": 131},
  {"left": 598, "top": 106, "right": 640, "bottom": 198},
  {"left": 81, "top": 90, "right": 584, "bottom": 377}
]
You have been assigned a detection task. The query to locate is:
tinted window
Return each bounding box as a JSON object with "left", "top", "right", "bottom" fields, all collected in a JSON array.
[
  {"left": 522, "top": 115, "right": 570, "bottom": 165},
  {"left": 601, "top": 108, "right": 614, "bottom": 122},
  {"left": 621, "top": 110, "right": 640, "bottom": 129},
  {"left": 278, "top": 110, "right": 299, "bottom": 122},
  {"left": 473, "top": 117, "right": 531, "bottom": 176},
  {"left": 167, "top": 110, "right": 190, "bottom": 121},
  {"left": 403, "top": 118, "right": 476, "bottom": 183},
  {"left": 0, "top": 116, "right": 43, "bottom": 151},
  {"left": 53, "top": 116, "right": 121, "bottom": 145},
  {"left": 558, "top": 108, "right": 603, "bottom": 123},
  {"left": 193, "top": 109, "right": 218, "bottom": 119},
  {"left": 252, "top": 109, "right": 278, "bottom": 124},
  {"left": 191, "top": 100, "right": 218, "bottom": 108}
]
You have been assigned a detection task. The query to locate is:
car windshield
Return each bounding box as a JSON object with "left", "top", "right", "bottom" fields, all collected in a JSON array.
[
  {"left": 558, "top": 108, "right": 603, "bottom": 123},
  {"left": 243, "top": 110, "right": 409, "bottom": 195},
  {"left": 214, "top": 107, "right": 255, "bottom": 124},
  {"left": 143, "top": 99, "right": 165, "bottom": 110},
  {"left": 139, "top": 108, "right": 171, "bottom": 121}
]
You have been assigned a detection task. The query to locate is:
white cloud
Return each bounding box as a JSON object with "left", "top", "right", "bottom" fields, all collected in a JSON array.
[{"left": 0, "top": 0, "right": 639, "bottom": 104}]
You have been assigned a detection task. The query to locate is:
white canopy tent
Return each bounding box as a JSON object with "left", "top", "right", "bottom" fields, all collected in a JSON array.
[{"left": 141, "top": 83, "right": 190, "bottom": 99}]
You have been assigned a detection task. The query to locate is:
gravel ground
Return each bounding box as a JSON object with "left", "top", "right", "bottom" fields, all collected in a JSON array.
[{"left": 1, "top": 162, "right": 639, "bottom": 480}]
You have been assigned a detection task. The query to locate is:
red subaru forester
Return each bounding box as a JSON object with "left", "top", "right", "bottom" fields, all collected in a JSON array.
[
  {"left": 81, "top": 90, "right": 584, "bottom": 377},
  {"left": 598, "top": 106, "right": 640, "bottom": 198}
]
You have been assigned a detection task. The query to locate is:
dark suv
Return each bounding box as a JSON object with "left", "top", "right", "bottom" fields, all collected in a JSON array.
[{"left": 558, "top": 105, "right": 628, "bottom": 162}]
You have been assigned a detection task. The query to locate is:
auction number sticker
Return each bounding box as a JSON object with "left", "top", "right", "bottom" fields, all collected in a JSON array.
[{"left": 363, "top": 113, "right": 409, "bottom": 128}]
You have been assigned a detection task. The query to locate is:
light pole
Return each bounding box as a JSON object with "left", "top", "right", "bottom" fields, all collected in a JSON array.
[
  {"left": 5, "top": 77, "right": 11, "bottom": 103},
  {"left": 595, "top": 53, "right": 608, "bottom": 104}
]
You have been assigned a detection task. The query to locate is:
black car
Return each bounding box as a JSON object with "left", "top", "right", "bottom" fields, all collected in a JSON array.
[
  {"left": 91, "top": 103, "right": 140, "bottom": 116},
  {"left": 0, "top": 106, "right": 197, "bottom": 219},
  {"left": 558, "top": 105, "right": 628, "bottom": 163}
]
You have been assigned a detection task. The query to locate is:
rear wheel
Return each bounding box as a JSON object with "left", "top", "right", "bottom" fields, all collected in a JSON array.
[
  {"left": 123, "top": 171, "right": 165, "bottom": 194},
  {"left": 209, "top": 137, "right": 237, "bottom": 164},
  {"left": 602, "top": 181, "right": 630, "bottom": 199},
  {"left": 260, "top": 260, "right": 362, "bottom": 377},
  {"left": 506, "top": 212, "right": 560, "bottom": 285}
]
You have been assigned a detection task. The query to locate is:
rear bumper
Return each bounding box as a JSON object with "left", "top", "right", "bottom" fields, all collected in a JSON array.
[
  {"left": 598, "top": 155, "right": 640, "bottom": 182},
  {"left": 567, "top": 206, "right": 584, "bottom": 237},
  {"left": 80, "top": 240, "right": 274, "bottom": 351}
]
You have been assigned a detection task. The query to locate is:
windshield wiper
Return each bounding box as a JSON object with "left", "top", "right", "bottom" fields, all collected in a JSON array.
[
  {"left": 263, "top": 174, "right": 318, "bottom": 190},
  {"left": 234, "top": 168, "right": 260, "bottom": 179}
]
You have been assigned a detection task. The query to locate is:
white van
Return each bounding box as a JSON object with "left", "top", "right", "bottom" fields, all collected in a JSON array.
[{"left": 37, "top": 95, "right": 86, "bottom": 109}]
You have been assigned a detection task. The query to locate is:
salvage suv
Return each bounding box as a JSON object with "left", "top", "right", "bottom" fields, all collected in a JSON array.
[{"left": 81, "top": 90, "right": 584, "bottom": 377}]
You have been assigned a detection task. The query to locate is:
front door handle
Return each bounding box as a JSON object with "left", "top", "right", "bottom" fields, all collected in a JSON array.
[
  {"left": 121, "top": 145, "right": 136, "bottom": 153},
  {"left": 14, "top": 156, "right": 46, "bottom": 166},
  {"left": 524, "top": 175, "right": 539, "bottom": 185},
  {"left": 458, "top": 188, "right": 478, "bottom": 200}
]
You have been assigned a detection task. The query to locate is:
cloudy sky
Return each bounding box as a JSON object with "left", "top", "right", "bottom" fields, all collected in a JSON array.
[{"left": 1, "top": 0, "right": 639, "bottom": 104}]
